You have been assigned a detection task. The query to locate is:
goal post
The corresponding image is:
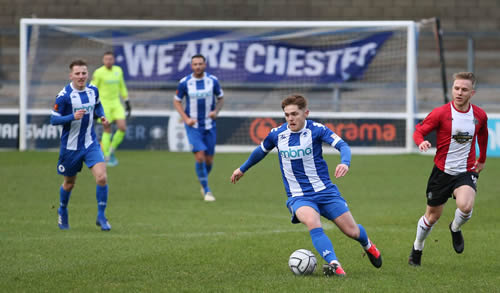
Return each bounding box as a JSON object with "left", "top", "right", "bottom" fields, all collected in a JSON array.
[{"left": 19, "top": 18, "right": 418, "bottom": 153}]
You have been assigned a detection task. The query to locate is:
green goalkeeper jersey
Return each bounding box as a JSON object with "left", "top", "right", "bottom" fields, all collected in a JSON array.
[{"left": 91, "top": 65, "right": 128, "bottom": 106}]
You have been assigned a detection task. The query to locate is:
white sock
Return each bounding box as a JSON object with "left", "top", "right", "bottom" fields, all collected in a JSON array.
[
  {"left": 414, "top": 215, "right": 434, "bottom": 251},
  {"left": 363, "top": 239, "right": 372, "bottom": 250},
  {"left": 451, "top": 208, "right": 472, "bottom": 232},
  {"left": 329, "top": 260, "right": 340, "bottom": 266}
]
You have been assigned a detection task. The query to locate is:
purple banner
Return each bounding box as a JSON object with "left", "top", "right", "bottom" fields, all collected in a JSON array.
[{"left": 114, "top": 31, "right": 393, "bottom": 84}]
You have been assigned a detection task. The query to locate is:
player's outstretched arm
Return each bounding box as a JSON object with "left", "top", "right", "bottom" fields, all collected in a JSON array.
[{"left": 230, "top": 146, "right": 269, "bottom": 184}]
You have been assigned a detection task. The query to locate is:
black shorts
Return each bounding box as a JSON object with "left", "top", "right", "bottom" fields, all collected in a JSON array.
[{"left": 425, "top": 165, "right": 478, "bottom": 206}]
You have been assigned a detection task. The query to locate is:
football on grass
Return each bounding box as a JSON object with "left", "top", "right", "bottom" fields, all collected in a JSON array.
[{"left": 288, "top": 249, "right": 317, "bottom": 275}]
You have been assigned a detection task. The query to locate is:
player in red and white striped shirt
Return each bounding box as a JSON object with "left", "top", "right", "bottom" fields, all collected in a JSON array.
[{"left": 409, "top": 72, "right": 488, "bottom": 266}]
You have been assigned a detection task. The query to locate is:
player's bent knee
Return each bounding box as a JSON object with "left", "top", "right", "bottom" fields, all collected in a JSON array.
[
  {"left": 63, "top": 182, "right": 75, "bottom": 191},
  {"left": 343, "top": 226, "right": 360, "bottom": 239},
  {"left": 95, "top": 174, "right": 107, "bottom": 186},
  {"left": 459, "top": 205, "right": 473, "bottom": 215}
]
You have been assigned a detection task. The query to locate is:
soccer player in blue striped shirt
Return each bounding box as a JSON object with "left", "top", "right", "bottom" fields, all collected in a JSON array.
[
  {"left": 174, "top": 54, "right": 224, "bottom": 202},
  {"left": 231, "top": 94, "right": 382, "bottom": 277},
  {"left": 50, "top": 59, "right": 111, "bottom": 231}
]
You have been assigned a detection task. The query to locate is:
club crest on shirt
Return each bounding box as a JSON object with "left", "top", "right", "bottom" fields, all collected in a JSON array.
[{"left": 452, "top": 131, "right": 473, "bottom": 144}]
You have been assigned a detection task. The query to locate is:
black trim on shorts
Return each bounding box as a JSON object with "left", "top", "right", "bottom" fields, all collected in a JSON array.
[{"left": 425, "top": 165, "right": 478, "bottom": 206}]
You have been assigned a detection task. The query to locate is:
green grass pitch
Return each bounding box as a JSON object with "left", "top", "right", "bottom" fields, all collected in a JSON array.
[{"left": 1, "top": 151, "right": 499, "bottom": 292}]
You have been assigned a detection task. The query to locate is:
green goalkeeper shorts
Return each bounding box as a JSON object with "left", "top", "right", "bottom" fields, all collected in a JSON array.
[{"left": 101, "top": 103, "right": 125, "bottom": 123}]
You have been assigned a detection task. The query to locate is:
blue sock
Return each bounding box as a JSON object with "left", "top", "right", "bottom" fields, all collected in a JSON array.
[
  {"left": 309, "top": 227, "right": 337, "bottom": 263},
  {"left": 356, "top": 224, "right": 369, "bottom": 247},
  {"left": 195, "top": 162, "right": 210, "bottom": 193},
  {"left": 206, "top": 163, "right": 213, "bottom": 175},
  {"left": 59, "top": 186, "right": 71, "bottom": 209},
  {"left": 96, "top": 184, "right": 108, "bottom": 217}
]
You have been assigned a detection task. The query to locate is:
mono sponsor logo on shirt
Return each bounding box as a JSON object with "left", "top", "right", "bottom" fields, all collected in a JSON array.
[
  {"left": 452, "top": 131, "right": 473, "bottom": 144},
  {"left": 73, "top": 105, "right": 94, "bottom": 113},
  {"left": 189, "top": 90, "right": 212, "bottom": 99},
  {"left": 279, "top": 146, "right": 312, "bottom": 159}
]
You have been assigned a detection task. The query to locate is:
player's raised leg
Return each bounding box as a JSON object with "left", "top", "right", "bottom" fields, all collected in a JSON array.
[
  {"left": 294, "top": 206, "right": 345, "bottom": 277},
  {"left": 334, "top": 211, "right": 382, "bottom": 268},
  {"left": 58, "top": 176, "right": 76, "bottom": 230}
]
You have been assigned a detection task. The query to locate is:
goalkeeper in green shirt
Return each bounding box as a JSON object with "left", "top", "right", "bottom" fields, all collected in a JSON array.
[{"left": 91, "top": 51, "right": 131, "bottom": 166}]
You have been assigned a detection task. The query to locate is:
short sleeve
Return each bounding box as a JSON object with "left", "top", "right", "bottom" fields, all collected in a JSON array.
[
  {"left": 52, "top": 92, "right": 68, "bottom": 117},
  {"left": 260, "top": 128, "right": 278, "bottom": 152},
  {"left": 313, "top": 122, "right": 342, "bottom": 147},
  {"left": 175, "top": 82, "right": 186, "bottom": 101},
  {"left": 213, "top": 78, "right": 223, "bottom": 98}
]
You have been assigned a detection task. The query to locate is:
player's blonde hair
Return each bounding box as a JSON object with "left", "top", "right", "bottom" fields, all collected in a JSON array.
[
  {"left": 453, "top": 72, "right": 476, "bottom": 89},
  {"left": 281, "top": 94, "right": 308, "bottom": 110}
]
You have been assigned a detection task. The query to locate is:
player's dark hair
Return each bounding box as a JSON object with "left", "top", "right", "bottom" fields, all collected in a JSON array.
[
  {"left": 453, "top": 72, "right": 476, "bottom": 89},
  {"left": 191, "top": 54, "right": 206, "bottom": 62},
  {"left": 281, "top": 94, "right": 308, "bottom": 110},
  {"left": 103, "top": 51, "right": 115, "bottom": 57},
  {"left": 69, "top": 59, "right": 88, "bottom": 70}
]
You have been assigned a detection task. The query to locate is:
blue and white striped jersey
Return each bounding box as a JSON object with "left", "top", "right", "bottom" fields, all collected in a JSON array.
[
  {"left": 174, "top": 72, "right": 223, "bottom": 130},
  {"left": 51, "top": 83, "right": 101, "bottom": 151},
  {"left": 261, "top": 120, "right": 348, "bottom": 197}
]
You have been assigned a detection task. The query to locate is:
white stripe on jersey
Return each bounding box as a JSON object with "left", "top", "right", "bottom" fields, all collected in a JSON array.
[
  {"left": 203, "top": 95, "right": 212, "bottom": 129},
  {"left": 278, "top": 129, "right": 304, "bottom": 197},
  {"left": 300, "top": 128, "right": 326, "bottom": 192},
  {"left": 67, "top": 92, "right": 82, "bottom": 150},
  {"left": 186, "top": 80, "right": 199, "bottom": 128},
  {"left": 84, "top": 88, "right": 96, "bottom": 149},
  {"left": 444, "top": 105, "right": 475, "bottom": 175}
]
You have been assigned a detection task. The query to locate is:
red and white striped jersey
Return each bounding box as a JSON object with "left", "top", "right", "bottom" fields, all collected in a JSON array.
[{"left": 414, "top": 102, "right": 488, "bottom": 175}]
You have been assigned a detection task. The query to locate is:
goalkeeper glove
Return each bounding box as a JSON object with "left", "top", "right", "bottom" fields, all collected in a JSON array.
[{"left": 125, "top": 100, "right": 131, "bottom": 118}]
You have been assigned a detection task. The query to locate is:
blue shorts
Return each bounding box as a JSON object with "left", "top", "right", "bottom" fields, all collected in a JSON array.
[
  {"left": 286, "top": 186, "right": 349, "bottom": 224},
  {"left": 185, "top": 125, "right": 216, "bottom": 155},
  {"left": 57, "top": 142, "right": 105, "bottom": 177}
]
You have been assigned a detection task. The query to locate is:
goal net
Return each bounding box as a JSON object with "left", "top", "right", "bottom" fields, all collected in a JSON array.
[{"left": 19, "top": 19, "right": 417, "bottom": 152}]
